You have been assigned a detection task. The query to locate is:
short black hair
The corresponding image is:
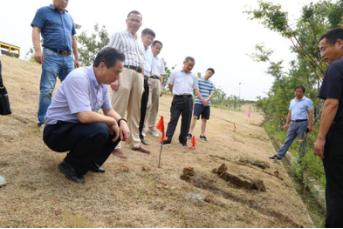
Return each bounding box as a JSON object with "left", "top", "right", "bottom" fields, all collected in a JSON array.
[
  {"left": 141, "top": 28, "right": 155, "bottom": 38},
  {"left": 319, "top": 28, "right": 343, "bottom": 44},
  {"left": 207, "top": 68, "right": 215, "bottom": 74},
  {"left": 93, "top": 47, "right": 125, "bottom": 68},
  {"left": 127, "top": 10, "right": 142, "bottom": 18},
  {"left": 152, "top": 40, "right": 163, "bottom": 47},
  {"left": 295, "top": 85, "right": 305, "bottom": 93},
  {"left": 184, "top": 56, "right": 195, "bottom": 63}
]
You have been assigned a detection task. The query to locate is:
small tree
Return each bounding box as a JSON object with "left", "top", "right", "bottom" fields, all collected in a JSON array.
[{"left": 77, "top": 24, "right": 110, "bottom": 66}]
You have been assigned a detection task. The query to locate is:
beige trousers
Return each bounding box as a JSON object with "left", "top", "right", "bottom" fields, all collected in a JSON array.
[
  {"left": 147, "top": 78, "right": 161, "bottom": 129},
  {"left": 111, "top": 68, "right": 144, "bottom": 148}
]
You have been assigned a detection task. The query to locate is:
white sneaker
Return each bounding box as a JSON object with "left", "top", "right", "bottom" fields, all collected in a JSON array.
[
  {"left": 0, "top": 176, "right": 6, "bottom": 187},
  {"left": 149, "top": 129, "right": 160, "bottom": 137}
]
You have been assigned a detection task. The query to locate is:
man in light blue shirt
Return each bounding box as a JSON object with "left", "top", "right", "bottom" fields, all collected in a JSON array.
[
  {"left": 270, "top": 86, "right": 314, "bottom": 160},
  {"left": 43, "top": 48, "right": 130, "bottom": 184}
]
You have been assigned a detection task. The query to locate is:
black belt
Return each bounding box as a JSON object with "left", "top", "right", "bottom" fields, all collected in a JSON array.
[
  {"left": 124, "top": 65, "right": 142, "bottom": 73},
  {"left": 174, "top": 94, "right": 192, "bottom": 98},
  {"left": 46, "top": 48, "right": 71, "bottom": 56},
  {"left": 292, "top": 119, "right": 307, "bottom": 122},
  {"left": 150, "top": 75, "right": 160, "bottom": 80}
]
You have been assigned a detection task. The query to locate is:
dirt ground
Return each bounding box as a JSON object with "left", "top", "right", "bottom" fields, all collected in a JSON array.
[{"left": 0, "top": 56, "right": 314, "bottom": 227}]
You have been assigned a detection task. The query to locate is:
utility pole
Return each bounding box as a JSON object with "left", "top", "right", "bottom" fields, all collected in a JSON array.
[
  {"left": 238, "top": 82, "right": 242, "bottom": 110},
  {"left": 238, "top": 82, "right": 242, "bottom": 100}
]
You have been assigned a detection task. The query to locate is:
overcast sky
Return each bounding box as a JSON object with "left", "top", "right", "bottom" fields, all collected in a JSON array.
[{"left": 0, "top": 0, "right": 320, "bottom": 100}]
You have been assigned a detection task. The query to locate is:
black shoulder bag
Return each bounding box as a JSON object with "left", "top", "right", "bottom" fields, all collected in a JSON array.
[{"left": 0, "top": 60, "right": 11, "bottom": 115}]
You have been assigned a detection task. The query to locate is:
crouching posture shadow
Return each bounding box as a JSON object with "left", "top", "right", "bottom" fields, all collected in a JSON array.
[{"left": 43, "top": 48, "right": 130, "bottom": 184}]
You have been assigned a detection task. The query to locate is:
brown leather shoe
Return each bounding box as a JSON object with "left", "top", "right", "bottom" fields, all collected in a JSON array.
[
  {"left": 132, "top": 146, "right": 151, "bottom": 154},
  {"left": 112, "top": 148, "right": 127, "bottom": 159}
]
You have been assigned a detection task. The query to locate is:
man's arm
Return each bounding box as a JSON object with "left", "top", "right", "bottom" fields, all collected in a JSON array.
[
  {"left": 195, "top": 89, "right": 204, "bottom": 101},
  {"left": 72, "top": 35, "right": 79, "bottom": 68},
  {"left": 314, "top": 99, "right": 339, "bottom": 159},
  {"left": 307, "top": 108, "right": 314, "bottom": 132},
  {"left": 208, "top": 91, "right": 215, "bottom": 101},
  {"left": 32, "top": 27, "right": 42, "bottom": 64},
  {"left": 103, "top": 108, "right": 130, "bottom": 142},
  {"left": 283, "top": 111, "right": 291, "bottom": 129},
  {"left": 77, "top": 111, "right": 116, "bottom": 126},
  {"left": 168, "top": 83, "right": 173, "bottom": 93}
]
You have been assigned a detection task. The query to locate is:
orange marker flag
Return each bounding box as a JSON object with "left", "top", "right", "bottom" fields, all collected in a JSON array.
[
  {"left": 191, "top": 136, "right": 197, "bottom": 149},
  {"left": 156, "top": 116, "right": 166, "bottom": 143}
]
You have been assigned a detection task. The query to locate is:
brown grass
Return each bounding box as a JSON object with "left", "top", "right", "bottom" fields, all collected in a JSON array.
[{"left": 0, "top": 56, "right": 313, "bottom": 227}]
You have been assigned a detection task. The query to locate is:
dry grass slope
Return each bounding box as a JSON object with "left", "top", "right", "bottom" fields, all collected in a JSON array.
[{"left": 0, "top": 56, "right": 313, "bottom": 227}]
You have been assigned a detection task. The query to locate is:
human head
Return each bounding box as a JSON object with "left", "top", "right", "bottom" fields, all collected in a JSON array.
[
  {"left": 141, "top": 28, "right": 155, "bottom": 48},
  {"left": 319, "top": 28, "right": 343, "bottom": 63},
  {"left": 126, "top": 10, "right": 142, "bottom": 35},
  {"left": 151, "top": 40, "right": 163, "bottom": 57},
  {"left": 294, "top": 85, "right": 305, "bottom": 99},
  {"left": 53, "top": 0, "right": 69, "bottom": 11},
  {"left": 182, "top": 57, "right": 195, "bottom": 73},
  {"left": 204, "top": 68, "right": 215, "bottom": 80},
  {"left": 93, "top": 48, "right": 125, "bottom": 84}
]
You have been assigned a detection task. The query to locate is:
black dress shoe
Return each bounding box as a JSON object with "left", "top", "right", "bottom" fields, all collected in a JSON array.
[
  {"left": 58, "top": 161, "right": 85, "bottom": 184},
  {"left": 180, "top": 141, "right": 187, "bottom": 147},
  {"left": 162, "top": 139, "right": 171, "bottom": 145},
  {"left": 269, "top": 155, "right": 282, "bottom": 160},
  {"left": 141, "top": 138, "right": 149, "bottom": 145},
  {"left": 89, "top": 163, "right": 105, "bottom": 173}
]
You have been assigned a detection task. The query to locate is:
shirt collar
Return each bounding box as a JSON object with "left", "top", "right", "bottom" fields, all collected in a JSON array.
[
  {"left": 295, "top": 96, "right": 305, "bottom": 101},
  {"left": 125, "top": 30, "right": 137, "bottom": 40},
  {"left": 49, "top": 4, "right": 68, "bottom": 13},
  {"left": 87, "top": 66, "right": 101, "bottom": 89}
]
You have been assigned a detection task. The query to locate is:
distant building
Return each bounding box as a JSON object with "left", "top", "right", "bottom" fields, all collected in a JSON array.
[{"left": 0, "top": 41, "right": 20, "bottom": 58}]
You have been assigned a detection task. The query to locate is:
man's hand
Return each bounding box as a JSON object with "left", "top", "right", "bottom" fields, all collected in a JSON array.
[
  {"left": 201, "top": 99, "right": 209, "bottom": 107},
  {"left": 74, "top": 59, "right": 80, "bottom": 68},
  {"left": 307, "top": 125, "right": 313, "bottom": 133},
  {"left": 119, "top": 121, "right": 130, "bottom": 142},
  {"left": 34, "top": 51, "right": 43, "bottom": 64},
  {"left": 110, "top": 122, "right": 121, "bottom": 142},
  {"left": 282, "top": 123, "right": 289, "bottom": 130},
  {"left": 314, "top": 137, "right": 325, "bottom": 160},
  {"left": 110, "top": 80, "right": 120, "bottom": 91}
]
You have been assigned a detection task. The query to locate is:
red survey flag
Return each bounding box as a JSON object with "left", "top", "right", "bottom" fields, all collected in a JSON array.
[
  {"left": 156, "top": 116, "right": 167, "bottom": 143},
  {"left": 191, "top": 136, "right": 197, "bottom": 148}
]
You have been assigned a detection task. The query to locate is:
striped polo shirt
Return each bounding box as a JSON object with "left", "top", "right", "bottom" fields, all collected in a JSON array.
[
  {"left": 194, "top": 77, "right": 214, "bottom": 106},
  {"left": 107, "top": 30, "right": 144, "bottom": 68}
]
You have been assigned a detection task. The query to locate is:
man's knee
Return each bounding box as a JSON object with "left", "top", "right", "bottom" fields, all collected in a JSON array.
[
  {"left": 40, "top": 88, "right": 54, "bottom": 97},
  {"left": 92, "top": 123, "right": 110, "bottom": 139}
]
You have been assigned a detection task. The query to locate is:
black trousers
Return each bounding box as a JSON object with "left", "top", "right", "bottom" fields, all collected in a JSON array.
[
  {"left": 43, "top": 121, "right": 120, "bottom": 176},
  {"left": 139, "top": 77, "right": 149, "bottom": 139},
  {"left": 323, "top": 123, "right": 343, "bottom": 227},
  {"left": 166, "top": 95, "right": 193, "bottom": 144}
]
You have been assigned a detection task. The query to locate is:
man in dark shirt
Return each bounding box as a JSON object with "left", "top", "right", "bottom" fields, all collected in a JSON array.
[
  {"left": 31, "top": 0, "right": 79, "bottom": 127},
  {"left": 315, "top": 28, "right": 343, "bottom": 227}
]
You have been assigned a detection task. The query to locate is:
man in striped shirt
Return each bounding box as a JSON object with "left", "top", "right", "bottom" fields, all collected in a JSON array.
[
  {"left": 188, "top": 68, "right": 215, "bottom": 141},
  {"left": 107, "top": 10, "right": 150, "bottom": 156}
]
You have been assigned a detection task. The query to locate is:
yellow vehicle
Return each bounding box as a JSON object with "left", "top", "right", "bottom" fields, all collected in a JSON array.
[{"left": 0, "top": 41, "right": 20, "bottom": 58}]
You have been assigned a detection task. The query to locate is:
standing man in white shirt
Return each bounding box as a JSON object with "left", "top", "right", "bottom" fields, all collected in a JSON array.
[
  {"left": 146, "top": 40, "right": 166, "bottom": 138},
  {"left": 163, "top": 57, "right": 203, "bottom": 146},
  {"left": 139, "top": 28, "right": 155, "bottom": 145},
  {"left": 107, "top": 10, "right": 150, "bottom": 156}
]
